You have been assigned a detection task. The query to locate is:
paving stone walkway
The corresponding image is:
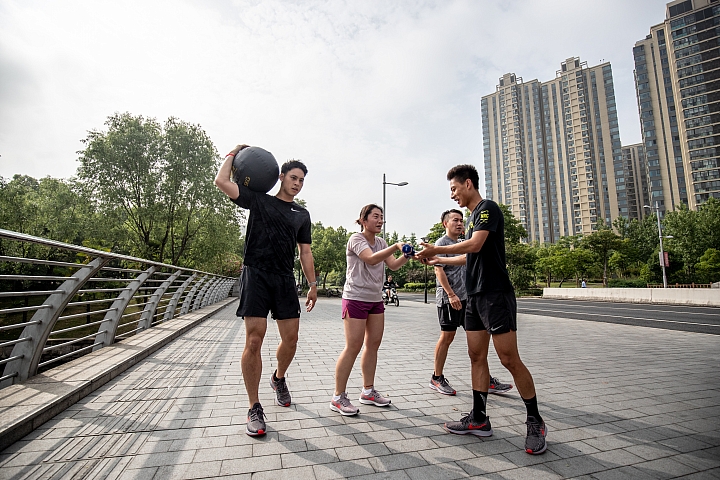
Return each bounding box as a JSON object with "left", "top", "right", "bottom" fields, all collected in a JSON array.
[{"left": 1, "top": 297, "right": 719, "bottom": 479}]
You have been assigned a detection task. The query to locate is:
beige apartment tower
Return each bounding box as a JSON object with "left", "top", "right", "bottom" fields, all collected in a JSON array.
[
  {"left": 634, "top": 0, "right": 720, "bottom": 213},
  {"left": 482, "top": 57, "right": 630, "bottom": 243}
]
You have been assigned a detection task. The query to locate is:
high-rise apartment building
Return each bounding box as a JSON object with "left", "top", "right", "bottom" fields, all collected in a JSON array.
[
  {"left": 482, "top": 57, "right": 629, "bottom": 243},
  {"left": 621, "top": 144, "right": 650, "bottom": 220},
  {"left": 633, "top": 0, "right": 720, "bottom": 212}
]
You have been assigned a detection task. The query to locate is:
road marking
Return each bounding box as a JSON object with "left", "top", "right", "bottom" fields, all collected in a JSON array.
[
  {"left": 517, "top": 307, "right": 720, "bottom": 328},
  {"left": 519, "top": 299, "right": 720, "bottom": 317}
]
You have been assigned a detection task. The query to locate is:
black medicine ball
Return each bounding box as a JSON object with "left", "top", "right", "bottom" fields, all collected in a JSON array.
[{"left": 232, "top": 147, "right": 280, "bottom": 193}]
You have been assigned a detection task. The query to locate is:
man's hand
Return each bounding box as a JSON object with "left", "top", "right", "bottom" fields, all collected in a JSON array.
[
  {"left": 448, "top": 293, "right": 462, "bottom": 310},
  {"left": 228, "top": 144, "right": 250, "bottom": 156},
  {"left": 420, "top": 256, "right": 441, "bottom": 265},
  {"left": 417, "top": 241, "right": 437, "bottom": 259},
  {"left": 305, "top": 286, "right": 317, "bottom": 312}
]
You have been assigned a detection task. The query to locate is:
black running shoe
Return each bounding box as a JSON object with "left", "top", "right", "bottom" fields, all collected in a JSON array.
[
  {"left": 246, "top": 403, "right": 266, "bottom": 436},
  {"left": 489, "top": 376, "right": 513, "bottom": 394},
  {"left": 443, "top": 411, "right": 493, "bottom": 437},
  {"left": 270, "top": 374, "right": 291, "bottom": 407},
  {"left": 525, "top": 416, "right": 548, "bottom": 454},
  {"left": 429, "top": 375, "right": 456, "bottom": 395}
]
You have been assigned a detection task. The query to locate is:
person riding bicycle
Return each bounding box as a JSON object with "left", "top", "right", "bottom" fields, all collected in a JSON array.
[{"left": 383, "top": 275, "right": 398, "bottom": 300}]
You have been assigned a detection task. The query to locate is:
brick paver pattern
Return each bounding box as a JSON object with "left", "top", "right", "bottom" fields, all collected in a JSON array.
[{"left": 1, "top": 298, "right": 719, "bottom": 479}]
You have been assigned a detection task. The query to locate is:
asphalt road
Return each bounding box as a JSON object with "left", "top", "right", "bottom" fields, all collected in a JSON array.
[{"left": 401, "top": 292, "right": 720, "bottom": 335}]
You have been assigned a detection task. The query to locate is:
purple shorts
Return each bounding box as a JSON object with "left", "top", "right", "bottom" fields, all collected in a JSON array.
[{"left": 342, "top": 299, "right": 385, "bottom": 319}]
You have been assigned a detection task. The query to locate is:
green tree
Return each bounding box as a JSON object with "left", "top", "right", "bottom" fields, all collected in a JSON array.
[
  {"left": 78, "top": 112, "right": 242, "bottom": 269},
  {"left": 583, "top": 221, "right": 623, "bottom": 287},
  {"left": 426, "top": 222, "right": 445, "bottom": 244},
  {"left": 663, "top": 204, "right": 705, "bottom": 282},
  {"left": 311, "top": 222, "right": 349, "bottom": 289},
  {"left": 695, "top": 248, "right": 720, "bottom": 284}
]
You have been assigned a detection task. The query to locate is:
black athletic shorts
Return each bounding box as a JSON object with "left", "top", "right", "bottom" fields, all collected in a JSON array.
[
  {"left": 236, "top": 265, "right": 301, "bottom": 320},
  {"left": 437, "top": 300, "right": 467, "bottom": 332},
  {"left": 465, "top": 290, "right": 517, "bottom": 334}
]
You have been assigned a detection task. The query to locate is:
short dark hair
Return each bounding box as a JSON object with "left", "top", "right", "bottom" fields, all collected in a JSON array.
[
  {"left": 446, "top": 164, "right": 479, "bottom": 190},
  {"left": 356, "top": 204, "right": 383, "bottom": 231},
  {"left": 441, "top": 208, "right": 463, "bottom": 223},
  {"left": 282, "top": 159, "right": 308, "bottom": 176}
]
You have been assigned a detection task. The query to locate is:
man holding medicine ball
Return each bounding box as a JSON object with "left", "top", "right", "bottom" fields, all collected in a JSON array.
[{"left": 215, "top": 144, "right": 318, "bottom": 437}]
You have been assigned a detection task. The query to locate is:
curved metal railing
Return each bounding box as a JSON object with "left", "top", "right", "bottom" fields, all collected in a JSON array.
[{"left": 0, "top": 228, "right": 237, "bottom": 390}]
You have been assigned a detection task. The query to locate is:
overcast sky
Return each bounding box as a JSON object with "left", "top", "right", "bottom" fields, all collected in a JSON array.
[{"left": 0, "top": 0, "right": 669, "bottom": 237}]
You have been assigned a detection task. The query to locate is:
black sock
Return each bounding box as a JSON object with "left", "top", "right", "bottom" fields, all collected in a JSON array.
[
  {"left": 432, "top": 373, "right": 441, "bottom": 380},
  {"left": 522, "top": 395, "right": 543, "bottom": 423},
  {"left": 472, "top": 390, "right": 488, "bottom": 423}
]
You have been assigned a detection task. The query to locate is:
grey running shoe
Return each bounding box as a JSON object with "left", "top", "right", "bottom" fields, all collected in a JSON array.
[
  {"left": 330, "top": 392, "right": 359, "bottom": 416},
  {"left": 429, "top": 375, "right": 456, "bottom": 395},
  {"left": 245, "top": 403, "right": 266, "bottom": 436},
  {"left": 525, "top": 416, "right": 548, "bottom": 454},
  {"left": 444, "top": 411, "right": 493, "bottom": 437},
  {"left": 489, "top": 376, "right": 513, "bottom": 394},
  {"left": 359, "top": 388, "right": 391, "bottom": 406},
  {"left": 270, "top": 374, "right": 291, "bottom": 407}
]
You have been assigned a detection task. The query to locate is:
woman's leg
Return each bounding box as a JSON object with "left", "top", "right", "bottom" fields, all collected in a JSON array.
[
  {"left": 360, "top": 313, "right": 385, "bottom": 389},
  {"left": 334, "top": 316, "right": 367, "bottom": 395}
]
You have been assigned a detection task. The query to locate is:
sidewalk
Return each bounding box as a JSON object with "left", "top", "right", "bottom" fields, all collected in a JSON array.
[{"left": 1, "top": 298, "right": 718, "bottom": 479}]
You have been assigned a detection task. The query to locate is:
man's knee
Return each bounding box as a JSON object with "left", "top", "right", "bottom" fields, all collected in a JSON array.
[
  {"left": 438, "top": 331, "right": 456, "bottom": 347},
  {"left": 245, "top": 333, "right": 265, "bottom": 354}
]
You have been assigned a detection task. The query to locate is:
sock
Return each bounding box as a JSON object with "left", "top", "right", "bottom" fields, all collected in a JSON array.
[
  {"left": 432, "top": 373, "right": 441, "bottom": 380},
  {"left": 522, "top": 395, "right": 543, "bottom": 423},
  {"left": 472, "top": 390, "right": 488, "bottom": 423},
  {"left": 362, "top": 387, "right": 373, "bottom": 395},
  {"left": 273, "top": 370, "right": 283, "bottom": 381},
  {"left": 332, "top": 394, "right": 342, "bottom": 401}
]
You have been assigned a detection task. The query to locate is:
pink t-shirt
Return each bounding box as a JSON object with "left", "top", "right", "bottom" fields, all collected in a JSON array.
[{"left": 343, "top": 233, "right": 388, "bottom": 302}]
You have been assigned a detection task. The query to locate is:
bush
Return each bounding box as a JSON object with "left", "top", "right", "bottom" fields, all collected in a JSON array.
[
  {"left": 402, "top": 282, "right": 434, "bottom": 291},
  {"left": 608, "top": 278, "right": 647, "bottom": 288}
]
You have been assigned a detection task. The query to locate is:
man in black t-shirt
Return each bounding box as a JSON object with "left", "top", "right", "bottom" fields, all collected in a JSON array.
[
  {"left": 383, "top": 275, "right": 398, "bottom": 300},
  {"left": 215, "top": 144, "right": 318, "bottom": 437},
  {"left": 418, "top": 164, "right": 547, "bottom": 455}
]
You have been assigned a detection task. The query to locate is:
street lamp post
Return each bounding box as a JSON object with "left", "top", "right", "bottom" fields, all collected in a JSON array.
[
  {"left": 382, "top": 174, "right": 408, "bottom": 276},
  {"left": 644, "top": 201, "right": 670, "bottom": 289}
]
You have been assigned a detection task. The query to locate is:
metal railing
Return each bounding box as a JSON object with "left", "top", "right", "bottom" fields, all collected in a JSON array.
[
  {"left": 646, "top": 283, "right": 713, "bottom": 288},
  {"left": 0, "top": 228, "right": 237, "bottom": 389}
]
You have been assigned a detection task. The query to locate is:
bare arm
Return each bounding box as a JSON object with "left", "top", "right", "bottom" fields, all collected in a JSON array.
[
  {"left": 384, "top": 251, "right": 410, "bottom": 271},
  {"left": 426, "top": 254, "right": 466, "bottom": 266},
  {"left": 418, "top": 230, "right": 489, "bottom": 258},
  {"left": 357, "top": 241, "right": 404, "bottom": 266},
  {"left": 214, "top": 144, "right": 248, "bottom": 199},
  {"left": 435, "top": 266, "right": 462, "bottom": 310},
  {"left": 298, "top": 243, "right": 317, "bottom": 312}
]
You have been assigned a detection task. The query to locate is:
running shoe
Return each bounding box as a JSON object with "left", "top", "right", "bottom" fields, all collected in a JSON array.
[
  {"left": 525, "top": 416, "right": 548, "bottom": 454},
  {"left": 245, "top": 403, "right": 266, "bottom": 436},
  {"left": 444, "top": 411, "right": 493, "bottom": 437},
  {"left": 330, "top": 392, "right": 359, "bottom": 416},
  {"left": 489, "top": 376, "right": 513, "bottom": 394},
  {"left": 359, "top": 388, "right": 391, "bottom": 406},
  {"left": 429, "top": 375, "right": 456, "bottom": 395},
  {"left": 270, "top": 373, "right": 291, "bottom": 407}
]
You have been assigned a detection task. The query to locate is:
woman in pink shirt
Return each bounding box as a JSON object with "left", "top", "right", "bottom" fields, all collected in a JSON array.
[{"left": 330, "top": 204, "right": 411, "bottom": 416}]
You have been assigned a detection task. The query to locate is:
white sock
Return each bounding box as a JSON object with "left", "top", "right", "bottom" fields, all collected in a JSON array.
[
  {"left": 332, "top": 394, "right": 342, "bottom": 401},
  {"left": 362, "top": 387, "right": 373, "bottom": 395}
]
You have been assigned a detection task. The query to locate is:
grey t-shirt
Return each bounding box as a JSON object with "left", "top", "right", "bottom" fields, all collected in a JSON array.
[
  {"left": 343, "top": 233, "right": 389, "bottom": 302},
  {"left": 435, "top": 235, "right": 467, "bottom": 306}
]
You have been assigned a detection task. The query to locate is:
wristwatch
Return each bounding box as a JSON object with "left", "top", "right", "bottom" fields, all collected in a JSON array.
[{"left": 308, "top": 281, "right": 318, "bottom": 287}]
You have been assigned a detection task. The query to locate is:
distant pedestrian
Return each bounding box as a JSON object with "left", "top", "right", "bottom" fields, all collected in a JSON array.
[
  {"left": 330, "top": 204, "right": 411, "bottom": 416},
  {"left": 581, "top": 280, "right": 587, "bottom": 288},
  {"left": 419, "top": 164, "right": 548, "bottom": 455}
]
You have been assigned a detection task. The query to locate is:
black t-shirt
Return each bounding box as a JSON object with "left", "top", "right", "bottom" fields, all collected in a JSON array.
[
  {"left": 232, "top": 187, "right": 312, "bottom": 277},
  {"left": 383, "top": 281, "right": 397, "bottom": 289},
  {"left": 465, "top": 199, "right": 513, "bottom": 295}
]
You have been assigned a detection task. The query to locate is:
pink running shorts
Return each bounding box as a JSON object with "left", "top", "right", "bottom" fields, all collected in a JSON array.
[{"left": 342, "top": 299, "right": 385, "bottom": 319}]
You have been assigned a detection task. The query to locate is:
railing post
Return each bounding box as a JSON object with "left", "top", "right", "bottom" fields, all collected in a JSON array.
[
  {"left": 93, "top": 266, "right": 156, "bottom": 351},
  {"left": 181, "top": 275, "right": 206, "bottom": 315},
  {"left": 193, "top": 277, "right": 213, "bottom": 311},
  {"left": 138, "top": 270, "right": 182, "bottom": 331},
  {"left": 200, "top": 277, "right": 221, "bottom": 308},
  {"left": 163, "top": 272, "right": 196, "bottom": 322},
  {"left": 1, "top": 257, "right": 110, "bottom": 387}
]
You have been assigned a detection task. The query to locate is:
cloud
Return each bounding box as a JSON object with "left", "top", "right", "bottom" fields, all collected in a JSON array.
[{"left": 0, "top": 0, "right": 668, "bottom": 236}]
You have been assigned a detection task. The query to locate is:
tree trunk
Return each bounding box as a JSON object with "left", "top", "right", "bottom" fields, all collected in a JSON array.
[{"left": 323, "top": 272, "right": 329, "bottom": 290}]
